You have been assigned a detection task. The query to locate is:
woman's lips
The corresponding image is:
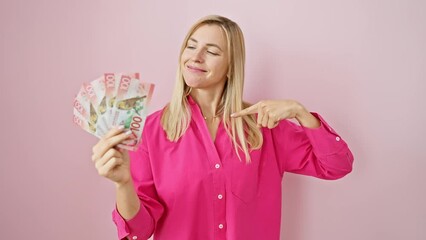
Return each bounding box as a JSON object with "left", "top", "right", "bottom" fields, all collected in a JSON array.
[{"left": 187, "top": 65, "right": 207, "bottom": 73}]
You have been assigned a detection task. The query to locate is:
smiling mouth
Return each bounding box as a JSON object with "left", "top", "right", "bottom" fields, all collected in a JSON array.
[{"left": 187, "top": 65, "right": 207, "bottom": 72}]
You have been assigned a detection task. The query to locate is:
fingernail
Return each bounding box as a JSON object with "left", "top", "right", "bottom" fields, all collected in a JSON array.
[
  {"left": 125, "top": 130, "right": 132, "bottom": 135},
  {"left": 116, "top": 125, "right": 125, "bottom": 130},
  {"left": 230, "top": 113, "right": 235, "bottom": 117}
]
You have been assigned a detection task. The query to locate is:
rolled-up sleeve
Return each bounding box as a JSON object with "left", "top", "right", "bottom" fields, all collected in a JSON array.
[
  {"left": 272, "top": 112, "right": 354, "bottom": 179},
  {"left": 111, "top": 122, "right": 164, "bottom": 239}
]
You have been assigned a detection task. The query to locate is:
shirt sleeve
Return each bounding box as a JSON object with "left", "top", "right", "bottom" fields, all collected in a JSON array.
[
  {"left": 271, "top": 112, "right": 354, "bottom": 179},
  {"left": 111, "top": 125, "right": 165, "bottom": 240}
]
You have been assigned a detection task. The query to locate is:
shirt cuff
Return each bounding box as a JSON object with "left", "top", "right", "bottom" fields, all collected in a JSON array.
[
  {"left": 301, "top": 112, "right": 348, "bottom": 157},
  {"left": 112, "top": 201, "right": 154, "bottom": 240}
]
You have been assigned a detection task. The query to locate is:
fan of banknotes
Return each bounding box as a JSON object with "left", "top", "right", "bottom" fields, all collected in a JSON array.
[{"left": 73, "top": 73, "right": 154, "bottom": 151}]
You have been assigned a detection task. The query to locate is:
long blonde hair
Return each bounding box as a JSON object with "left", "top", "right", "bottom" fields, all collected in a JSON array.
[{"left": 160, "top": 15, "right": 263, "bottom": 163}]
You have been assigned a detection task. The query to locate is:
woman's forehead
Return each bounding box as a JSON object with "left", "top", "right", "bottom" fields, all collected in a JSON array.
[{"left": 188, "top": 24, "right": 227, "bottom": 49}]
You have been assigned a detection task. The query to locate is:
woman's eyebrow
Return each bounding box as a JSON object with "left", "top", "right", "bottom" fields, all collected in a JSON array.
[{"left": 189, "top": 38, "right": 223, "bottom": 52}]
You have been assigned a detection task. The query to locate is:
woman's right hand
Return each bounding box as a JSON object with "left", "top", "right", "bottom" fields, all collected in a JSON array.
[{"left": 91, "top": 126, "right": 134, "bottom": 186}]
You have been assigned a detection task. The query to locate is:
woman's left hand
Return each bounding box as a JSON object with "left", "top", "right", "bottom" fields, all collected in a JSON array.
[{"left": 231, "top": 100, "right": 320, "bottom": 129}]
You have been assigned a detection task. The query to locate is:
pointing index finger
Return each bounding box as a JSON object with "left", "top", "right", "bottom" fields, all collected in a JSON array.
[{"left": 231, "top": 104, "right": 258, "bottom": 118}]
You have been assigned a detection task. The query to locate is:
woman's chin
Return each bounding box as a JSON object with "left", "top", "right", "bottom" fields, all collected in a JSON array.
[{"left": 184, "top": 78, "right": 204, "bottom": 88}]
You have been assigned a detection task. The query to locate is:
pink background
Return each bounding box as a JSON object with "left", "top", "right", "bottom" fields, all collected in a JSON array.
[{"left": 1, "top": 0, "right": 425, "bottom": 239}]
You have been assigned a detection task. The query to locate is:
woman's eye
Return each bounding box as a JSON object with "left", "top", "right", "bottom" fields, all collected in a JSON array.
[
  {"left": 186, "top": 46, "right": 195, "bottom": 49},
  {"left": 207, "top": 51, "right": 219, "bottom": 56}
]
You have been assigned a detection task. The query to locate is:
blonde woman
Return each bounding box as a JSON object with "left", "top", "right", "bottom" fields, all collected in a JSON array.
[{"left": 91, "top": 15, "right": 354, "bottom": 240}]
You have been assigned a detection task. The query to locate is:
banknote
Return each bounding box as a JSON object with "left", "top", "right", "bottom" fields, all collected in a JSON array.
[
  {"left": 104, "top": 72, "right": 118, "bottom": 127},
  {"left": 111, "top": 74, "right": 154, "bottom": 150},
  {"left": 73, "top": 86, "right": 107, "bottom": 137},
  {"left": 110, "top": 73, "right": 140, "bottom": 127},
  {"left": 82, "top": 77, "right": 110, "bottom": 131},
  {"left": 73, "top": 102, "right": 105, "bottom": 137},
  {"left": 73, "top": 72, "right": 155, "bottom": 151}
]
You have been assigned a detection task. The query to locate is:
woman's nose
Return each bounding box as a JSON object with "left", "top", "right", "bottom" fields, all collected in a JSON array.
[{"left": 191, "top": 49, "right": 204, "bottom": 63}]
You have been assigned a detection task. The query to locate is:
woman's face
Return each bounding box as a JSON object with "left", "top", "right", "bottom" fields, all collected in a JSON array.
[{"left": 181, "top": 24, "right": 229, "bottom": 91}]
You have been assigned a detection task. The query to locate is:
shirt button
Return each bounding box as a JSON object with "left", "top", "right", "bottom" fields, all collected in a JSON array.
[
  {"left": 336, "top": 136, "right": 341, "bottom": 141},
  {"left": 219, "top": 224, "right": 224, "bottom": 229},
  {"left": 218, "top": 194, "right": 223, "bottom": 199},
  {"left": 132, "top": 236, "right": 138, "bottom": 240},
  {"left": 215, "top": 164, "right": 220, "bottom": 169}
]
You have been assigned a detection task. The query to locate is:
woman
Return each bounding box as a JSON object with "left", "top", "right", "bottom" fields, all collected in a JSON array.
[{"left": 91, "top": 15, "right": 354, "bottom": 240}]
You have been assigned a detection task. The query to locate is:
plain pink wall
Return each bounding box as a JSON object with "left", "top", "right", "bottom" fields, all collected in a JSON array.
[{"left": 1, "top": 0, "right": 425, "bottom": 239}]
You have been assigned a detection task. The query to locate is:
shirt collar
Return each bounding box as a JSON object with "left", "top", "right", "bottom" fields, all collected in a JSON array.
[{"left": 187, "top": 94, "right": 196, "bottom": 105}]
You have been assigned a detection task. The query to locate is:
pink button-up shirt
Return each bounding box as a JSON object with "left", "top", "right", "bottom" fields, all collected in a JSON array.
[{"left": 112, "top": 95, "right": 354, "bottom": 240}]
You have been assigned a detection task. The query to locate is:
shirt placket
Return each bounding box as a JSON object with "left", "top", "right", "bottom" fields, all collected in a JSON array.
[
  {"left": 212, "top": 159, "right": 227, "bottom": 240},
  {"left": 191, "top": 103, "right": 227, "bottom": 240}
]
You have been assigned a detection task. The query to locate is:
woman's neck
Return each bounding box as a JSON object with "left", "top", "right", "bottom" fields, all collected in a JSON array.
[{"left": 190, "top": 88, "right": 223, "bottom": 118}]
